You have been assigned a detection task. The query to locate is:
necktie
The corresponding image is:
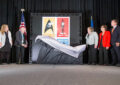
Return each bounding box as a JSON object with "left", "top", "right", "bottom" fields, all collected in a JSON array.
[{"left": 112, "top": 28, "right": 114, "bottom": 33}]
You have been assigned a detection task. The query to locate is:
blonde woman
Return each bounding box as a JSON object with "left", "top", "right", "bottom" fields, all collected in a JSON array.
[
  {"left": 85, "top": 27, "right": 98, "bottom": 65},
  {"left": 0, "top": 24, "right": 12, "bottom": 64}
]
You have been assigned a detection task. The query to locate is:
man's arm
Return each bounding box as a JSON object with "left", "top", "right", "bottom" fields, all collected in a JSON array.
[
  {"left": 116, "top": 27, "right": 120, "bottom": 46},
  {"left": 117, "top": 27, "right": 120, "bottom": 42},
  {"left": 16, "top": 31, "right": 22, "bottom": 46}
]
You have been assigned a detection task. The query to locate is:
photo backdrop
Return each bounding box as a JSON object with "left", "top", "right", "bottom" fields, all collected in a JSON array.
[{"left": 42, "top": 17, "right": 70, "bottom": 45}]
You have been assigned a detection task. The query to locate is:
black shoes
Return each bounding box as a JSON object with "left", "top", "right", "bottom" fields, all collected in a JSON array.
[
  {"left": 116, "top": 64, "right": 120, "bottom": 67},
  {"left": 0, "top": 60, "right": 2, "bottom": 65},
  {"left": 16, "top": 62, "right": 25, "bottom": 64},
  {"left": 92, "top": 63, "right": 96, "bottom": 65},
  {"left": 88, "top": 62, "right": 96, "bottom": 65}
]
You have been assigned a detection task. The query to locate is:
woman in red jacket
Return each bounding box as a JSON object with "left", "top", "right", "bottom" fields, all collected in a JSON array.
[{"left": 98, "top": 25, "right": 111, "bottom": 65}]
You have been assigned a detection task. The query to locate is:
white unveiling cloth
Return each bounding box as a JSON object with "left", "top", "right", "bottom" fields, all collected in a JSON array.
[{"left": 35, "top": 35, "right": 86, "bottom": 58}]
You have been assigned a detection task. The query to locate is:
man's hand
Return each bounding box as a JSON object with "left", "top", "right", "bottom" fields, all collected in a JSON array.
[
  {"left": 116, "top": 42, "right": 120, "bottom": 47},
  {"left": 24, "top": 44, "right": 27, "bottom": 48},
  {"left": 22, "top": 44, "right": 25, "bottom": 47},
  {"left": 22, "top": 44, "right": 27, "bottom": 48}
]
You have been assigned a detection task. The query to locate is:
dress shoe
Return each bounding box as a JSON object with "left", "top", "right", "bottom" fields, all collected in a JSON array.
[{"left": 116, "top": 64, "right": 120, "bottom": 67}]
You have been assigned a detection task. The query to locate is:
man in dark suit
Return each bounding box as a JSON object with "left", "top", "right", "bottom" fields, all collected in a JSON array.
[
  {"left": 15, "top": 27, "right": 27, "bottom": 64},
  {"left": 111, "top": 19, "right": 120, "bottom": 66}
]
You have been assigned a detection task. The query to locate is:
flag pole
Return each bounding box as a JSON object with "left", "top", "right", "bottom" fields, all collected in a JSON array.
[
  {"left": 20, "top": 8, "right": 26, "bottom": 33},
  {"left": 91, "top": 16, "right": 94, "bottom": 28}
]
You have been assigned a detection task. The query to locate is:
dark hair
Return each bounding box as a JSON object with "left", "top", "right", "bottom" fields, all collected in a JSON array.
[
  {"left": 112, "top": 19, "right": 119, "bottom": 24},
  {"left": 101, "top": 25, "right": 107, "bottom": 30}
]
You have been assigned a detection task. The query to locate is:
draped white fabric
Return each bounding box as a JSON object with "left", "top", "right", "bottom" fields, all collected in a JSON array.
[{"left": 35, "top": 35, "right": 86, "bottom": 58}]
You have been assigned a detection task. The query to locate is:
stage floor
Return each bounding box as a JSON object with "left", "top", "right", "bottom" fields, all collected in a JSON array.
[{"left": 0, "top": 64, "right": 120, "bottom": 85}]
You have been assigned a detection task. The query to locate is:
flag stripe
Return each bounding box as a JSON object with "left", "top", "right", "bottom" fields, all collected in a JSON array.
[{"left": 19, "top": 12, "right": 27, "bottom": 40}]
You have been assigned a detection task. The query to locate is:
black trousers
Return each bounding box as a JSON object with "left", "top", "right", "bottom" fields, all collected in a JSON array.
[
  {"left": 88, "top": 45, "right": 97, "bottom": 64},
  {"left": 99, "top": 47, "right": 109, "bottom": 65},
  {"left": 0, "top": 52, "right": 10, "bottom": 64},
  {"left": 111, "top": 45, "right": 120, "bottom": 65},
  {"left": 16, "top": 46, "right": 25, "bottom": 64}
]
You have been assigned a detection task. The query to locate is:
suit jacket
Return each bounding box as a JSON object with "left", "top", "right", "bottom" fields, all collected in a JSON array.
[
  {"left": 111, "top": 26, "right": 120, "bottom": 45},
  {"left": 14, "top": 31, "right": 27, "bottom": 47},
  {"left": 98, "top": 31, "right": 111, "bottom": 48}
]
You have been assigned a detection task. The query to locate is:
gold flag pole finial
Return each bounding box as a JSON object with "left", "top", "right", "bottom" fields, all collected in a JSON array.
[
  {"left": 91, "top": 16, "right": 92, "bottom": 19},
  {"left": 21, "top": 8, "right": 25, "bottom": 12}
]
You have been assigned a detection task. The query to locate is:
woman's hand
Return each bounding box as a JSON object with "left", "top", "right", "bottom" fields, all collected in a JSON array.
[
  {"left": 106, "top": 47, "right": 109, "bottom": 50},
  {"left": 94, "top": 45, "right": 97, "bottom": 49},
  {"left": 0, "top": 42, "right": 2, "bottom": 47}
]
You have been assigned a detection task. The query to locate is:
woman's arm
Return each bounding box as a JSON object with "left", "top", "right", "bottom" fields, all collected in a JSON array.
[
  {"left": 94, "top": 32, "right": 98, "bottom": 48},
  {"left": 0, "top": 32, "right": 2, "bottom": 47},
  {"left": 9, "top": 31, "right": 13, "bottom": 46},
  {"left": 106, "top": 31, "right": 111, "bottom": 48}
]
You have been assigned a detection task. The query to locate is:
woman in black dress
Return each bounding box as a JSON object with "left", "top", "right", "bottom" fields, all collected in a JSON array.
[{"left": 0, "top": 24, "right": 12, "bottom": 64}]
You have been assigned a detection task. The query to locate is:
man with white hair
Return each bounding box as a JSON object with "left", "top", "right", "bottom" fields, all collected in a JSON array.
[{"left": 14, "top": 27, "right": 27, "bottom": 64}]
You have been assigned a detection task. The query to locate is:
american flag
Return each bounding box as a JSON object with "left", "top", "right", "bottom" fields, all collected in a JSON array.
[{"left": 19, "top": 12, "right": 27, "bottom": 40}]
